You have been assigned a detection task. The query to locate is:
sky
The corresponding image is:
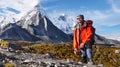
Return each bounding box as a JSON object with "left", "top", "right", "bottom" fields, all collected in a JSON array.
[
  {"left": 40, "top": 0, "right": 120, "bottom": 41},
  {"left": 0, "top": 0, "right": 39, "bottom": 20},
  {"left": 0, "top": 0, "right": 120, "bottom": 41}
]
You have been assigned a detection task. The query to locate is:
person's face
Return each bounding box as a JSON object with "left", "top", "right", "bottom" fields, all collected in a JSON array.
[{"left": 77, "top": 18, "right": 83, "bottom": 23}]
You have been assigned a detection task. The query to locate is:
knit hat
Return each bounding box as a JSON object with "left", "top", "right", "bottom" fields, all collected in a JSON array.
[{"left": 77, "top": 15, "right": 84, "bottom": 19}]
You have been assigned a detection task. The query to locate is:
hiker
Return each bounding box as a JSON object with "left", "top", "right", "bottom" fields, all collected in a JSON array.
[{"left": 73, "top": 15, "right": 94, "bottom": 64}]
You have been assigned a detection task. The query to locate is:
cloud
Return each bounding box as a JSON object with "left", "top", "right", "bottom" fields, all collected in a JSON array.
[
  {"left": 108, "top": 0, "right": 120, "bottom": 13},
  {"left": 44, "top": 0, "right": 120, "bottom": 41},
  {"left": 0, "top": 0, "right": 39, "bottom": 20},
  {"left": 103, "top": 33, "right": 120, "bottom": 41},
  {"left": 84, "top": 10, "right": 120, "bottom": 26},
  {"left": 40, "top": 0, "right": 59, "bottom": 12},
  {"left": 45, "top": 0, "right": 120, "bottom": 27},
  {"left": 89, "top": 0, "right": 120, "bottom": 26}
]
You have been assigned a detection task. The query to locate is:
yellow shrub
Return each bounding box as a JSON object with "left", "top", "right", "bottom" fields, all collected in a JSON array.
[
  {"left": 5, "top": 62, "right": 15, "bottom": 67},
  {"left": 0, "top": 41, "right": 9, "bottom": 48}
]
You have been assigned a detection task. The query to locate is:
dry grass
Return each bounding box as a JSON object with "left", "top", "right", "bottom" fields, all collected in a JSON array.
[
  {"left": 5, "top": 62, "right": 15, "bottom": 67},
  {"left": 21, "top": 43, "right": 120, "bottom": 67}
]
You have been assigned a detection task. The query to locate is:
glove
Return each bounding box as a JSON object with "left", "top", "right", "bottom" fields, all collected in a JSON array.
[
  {"left": 74, "top": 49, "right": 79, "bottom": 55},
  {"left": 79, "top": 43, "right": 84, "bottom": 49}
]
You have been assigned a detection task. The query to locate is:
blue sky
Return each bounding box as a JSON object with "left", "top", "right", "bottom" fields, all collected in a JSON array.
[
  {"left": 40, "top": 0, "right": 120, "bottom": 41},
  {"left": 0, "top": 0, "right": 120, "bottom": 41},
  {"left": 41, "top": 0, "right": 110, "bottom": 11},
  {"left": 6, "top": 7, "right": 20, "bottom": 14}
]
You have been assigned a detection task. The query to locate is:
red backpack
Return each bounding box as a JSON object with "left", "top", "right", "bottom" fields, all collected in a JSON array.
[{"left": 86, "top": 20, "right": 96, "bottom": 45}]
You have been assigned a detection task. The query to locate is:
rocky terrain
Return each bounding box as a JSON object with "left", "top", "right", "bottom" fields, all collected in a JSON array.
[{"left": 0, "top": 47, "right": 103, "bottom": 67}]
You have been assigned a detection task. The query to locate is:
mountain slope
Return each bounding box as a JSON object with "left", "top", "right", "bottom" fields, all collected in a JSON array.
[
  {"left": 0, "top": 23, "right": 40, "bottom": 41},
  {"left": 95, "top": 34, "right": 120, "bottom": 46},
  {"left": 0, "top": 6, "right": 71, "bottom": 43}
]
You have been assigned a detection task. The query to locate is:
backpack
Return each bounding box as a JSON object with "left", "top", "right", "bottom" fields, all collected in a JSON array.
[
  {"left": 86, "top": 20, "right": 96, "bottom": 45},
  {"left": 90, "top": 26, "right": 95, "bottom": 45}
]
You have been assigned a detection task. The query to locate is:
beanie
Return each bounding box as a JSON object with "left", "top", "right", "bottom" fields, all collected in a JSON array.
[{"left": 77, "top": 15, "right": 84, "bottom": 19}]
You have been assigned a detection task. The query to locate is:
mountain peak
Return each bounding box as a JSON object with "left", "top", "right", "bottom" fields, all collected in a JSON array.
[
  {"left": 58, "top": 13, "right": 67, "bottom": 21},
  {"left": 0, "top": 15, "right": 15, "bottom": 29},
  {"left": 0, "top": 7, "right": 71, "bottom": 43}
]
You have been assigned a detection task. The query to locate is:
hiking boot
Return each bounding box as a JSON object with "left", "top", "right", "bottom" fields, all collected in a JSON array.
[
  {"left": 81, "top": 56, "right": 87, "bottom": 64},
  {"left": 87, "top": 61, "right": 94, "bottom": 65}
]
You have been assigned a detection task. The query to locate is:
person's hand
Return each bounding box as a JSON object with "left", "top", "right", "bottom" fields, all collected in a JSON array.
[
  {"left": 74, "top": 49, "right": 78, "bottom": 55},
  {"left": 79, "top": 43, "right": 84, "bottom": 49}
]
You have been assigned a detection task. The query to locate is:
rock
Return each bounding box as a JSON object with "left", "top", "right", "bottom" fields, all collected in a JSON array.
[
  {"left": 45, "top": 53, "right": 54, "bottom": 58},
  {"left": 83, "top": 66, "right": 88, "bottom": 67},
  {"left": 115, "top": 50, "right": 120, "bottom": 54},
  {"left": 78, "top": 62, "right": 83, "bottom": 64},
  {"left": 98, "top": 64, "right": 104, "bottom": 67},
  {"left": 23, "top": 59, "right": 32, "bottom": 63},
  {"left": 0, "top": 48, "right": 100, "bottom": 67},
  {"left": 39, "top": 61, "right": 47, "bottom": 67},
  {"left": 0, "top": 64, "right": 4, "bottom": 67}
]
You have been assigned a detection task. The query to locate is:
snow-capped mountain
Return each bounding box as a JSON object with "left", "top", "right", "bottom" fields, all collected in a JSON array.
[
  {"left": 0, "top": 5, "right": 120, "bottom": 45},
  {"left": 0, "top": 6, "right": 71, "bottom": 43},
  {"left": 0, "top": 15, "right": 15, "bottom": 29},
  {"left": 49, "top": 13, "right": 76, "bottom": 34}
]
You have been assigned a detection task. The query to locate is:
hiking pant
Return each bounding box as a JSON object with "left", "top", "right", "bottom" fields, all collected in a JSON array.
[{"left": 80, "top": 42, "right": 93, "bottom": 63}]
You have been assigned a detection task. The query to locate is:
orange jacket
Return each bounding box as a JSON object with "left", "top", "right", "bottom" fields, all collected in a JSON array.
[
  {"left": 73, "top": 27, "right": 81, "bottom": 50},
  {"left": 73, "top": 24, "right": 93, "bottom": 49}
]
